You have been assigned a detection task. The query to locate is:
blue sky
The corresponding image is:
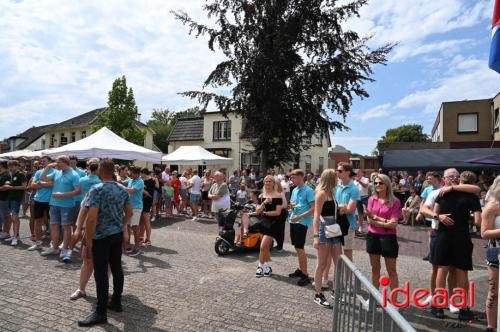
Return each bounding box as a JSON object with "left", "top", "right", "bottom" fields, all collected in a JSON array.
[{"left": 0, "top": 0, "right": 498, "bottom": 155}]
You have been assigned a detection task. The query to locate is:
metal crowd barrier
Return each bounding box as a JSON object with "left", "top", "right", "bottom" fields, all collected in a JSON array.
[{"left": 332, "top": 255, "right": 416, "bottom": 332}]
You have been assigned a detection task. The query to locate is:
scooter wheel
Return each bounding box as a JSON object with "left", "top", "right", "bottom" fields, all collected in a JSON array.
[{"left": 215, "top": 239, "right": 230, "bottom": 256}]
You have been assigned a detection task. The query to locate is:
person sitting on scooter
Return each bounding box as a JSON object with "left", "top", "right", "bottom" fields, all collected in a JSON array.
[
  {"left": 241, "top": 191, "right": 260, "bottom": 237},
  {"left": 255, "top": 176, "right": 283, "bottom": 278}
]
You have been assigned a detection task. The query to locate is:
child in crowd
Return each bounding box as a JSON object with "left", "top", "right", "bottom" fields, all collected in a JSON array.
[
  {"left": 237, "top": 184, "right": 248, "bottom": 206},
  {"left": 163, "top": 181, "right": 174, "bottom": 217}
]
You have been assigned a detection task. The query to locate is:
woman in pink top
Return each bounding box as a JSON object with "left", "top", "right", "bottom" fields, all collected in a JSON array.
[{"left": 364, "top": 173, "right": 401, "bottom": 291}]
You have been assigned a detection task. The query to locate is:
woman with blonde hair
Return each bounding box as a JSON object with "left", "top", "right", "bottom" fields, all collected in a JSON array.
[
  {"left": 364, "top": 173, "right": 401, "bottom": 291},
  {"left": 312, "top": 169, "right": 341, "bottom": 307},
  {"left": 481, "top": 175, "right": 500, "bottom": 332},
  {"left": 252, "top": 175, "right": 283, "bottom": 277}
]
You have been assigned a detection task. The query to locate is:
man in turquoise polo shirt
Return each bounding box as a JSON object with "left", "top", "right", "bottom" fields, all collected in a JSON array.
[
  {"left": 335, "top": 162, "right": 360, "bottom": 262},
  {"left": 41, "top": 155, "right": 81, "bottom": 258},
  {"left": 124, "top": 166, "right": 144, "bottom": 257},
  {"left": 288, "top": 169, "right": 315, "bottom": 286},
  {"left": 28, "top": 156, "right": 55, "bottom": 251}
]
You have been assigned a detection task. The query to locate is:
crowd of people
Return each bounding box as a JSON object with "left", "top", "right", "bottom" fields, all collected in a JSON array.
[{"left": 1, "top": 156, "right": 500, "bottom": 330}]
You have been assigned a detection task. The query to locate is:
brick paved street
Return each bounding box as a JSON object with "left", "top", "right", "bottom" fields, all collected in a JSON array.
[{"left": 0, "top": 215, "right": 491, "bottom": 331}]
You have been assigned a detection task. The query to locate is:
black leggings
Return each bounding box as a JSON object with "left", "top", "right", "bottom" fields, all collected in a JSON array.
[
  {"left": 92, "top": 232, "right": 124, "bottom": 314},
  {"left": 275, "top": 210, "right": 287, "bottom": 248}
]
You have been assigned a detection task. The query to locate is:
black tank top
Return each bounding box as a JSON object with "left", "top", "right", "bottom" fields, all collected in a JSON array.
[{"left": 321, "top": 199, "right": 337, "bottom": 217}]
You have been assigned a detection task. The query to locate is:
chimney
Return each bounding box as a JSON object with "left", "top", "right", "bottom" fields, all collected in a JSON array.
[{"left": 137, "top": 113, "right": 141, "bottom": 122}]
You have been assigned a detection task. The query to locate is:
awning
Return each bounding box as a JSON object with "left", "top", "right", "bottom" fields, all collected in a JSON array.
[{"left": 383, "top": 148, "right": 500, "bottom": 170}]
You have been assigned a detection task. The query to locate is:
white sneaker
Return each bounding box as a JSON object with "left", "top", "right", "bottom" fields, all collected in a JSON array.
[
  {"left": 63, "top": 250, "right": 72, "bottom": 263},
  {"left": 11, "top": 237, "right": 18, "bottom": 246},
  {"left": 59, "top": 249, "right": 67, "bottom": 259},
  {"left": 151, "top": 217, "right": 156, "bottom": 222},
  {"left": 27, "top": 241, "right": 42, "bottom": 251},
  {"left": 424, "top": 295, "right": 433, "bottom": 307},
  {"left": 263, "top": 265, "right": 272, "bottom": 277},
  {"left": 3, "top": 235, "right": 13, "bottom": 242},
  {"left": 449, "top": 303, "right": 460, "bottom": 314},
  {"left": 192, "top": 217, "right": 198, "bottom": 222},
  {"left": 58, "top": 243, "right": 63, "bottom": 250},
  {"left": 0, "top": 232, "right": 9, "bottom": 240},
  {"left": 41, "top": 247, "right": 60, "bottom": 256}
]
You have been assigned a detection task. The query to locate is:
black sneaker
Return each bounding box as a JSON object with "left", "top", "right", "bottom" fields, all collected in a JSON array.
[
  {"left": 314, "top": 293, "right": 330, "bottom": 307},
  {"left": 422, "top": 254, "right": 429, "bottom": 261},
  {"left": 430, "top": 306, "right": 445, "bottom": 319},
  {"left": 288, "top": 269, "right": 302, "bottom": 278},
  {"left": 108, "top": 301, "right": 123, "bottom": 312},
  {"left": 255, "top": 266, "right": 264, "bottom": 278},
  {"left": 458, "top": 307, "right": 474, "bottom": 321},
  {"left": 298, "top": 274, "right": 311, "bottom": 286}
]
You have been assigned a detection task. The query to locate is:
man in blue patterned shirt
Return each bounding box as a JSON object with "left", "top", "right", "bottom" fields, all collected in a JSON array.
[{"left": 78, "top": 158, "right": 132, "bottom": 327}]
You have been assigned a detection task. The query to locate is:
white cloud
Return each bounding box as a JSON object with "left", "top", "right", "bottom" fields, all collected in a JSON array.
[
  {"left": 395, "top": 56, "right": 499, "bottom": 114},
  {"left": 331, "top": 136, "right": 379, "bottom": 154},
  {"left": 345, "top": 0, "right": 493, "bottom": 61},
  {"left": 354, "top": 103, "right": 392, "bottom": 121}
]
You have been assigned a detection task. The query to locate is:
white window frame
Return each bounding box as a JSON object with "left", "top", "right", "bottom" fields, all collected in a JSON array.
[{"left": 457, "top": 113, "right": 478, "bottom": 133}]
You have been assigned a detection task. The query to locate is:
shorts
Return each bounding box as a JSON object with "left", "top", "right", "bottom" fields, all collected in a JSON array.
[
  {"left": 153, "top": 191, "right": 159, "bottom": 203},
  {"left": 366, "top": 232, "right": 399, "bottom": 258},
  {"left": 143, "top": 198, "right": 153, "bottom": 213},
  {"left": 49, "top": 205, "right": 75, "bottom": 225},
  {"left": 165, "top": 196, "right": 172, "bottom": 205},
  {"left": 343, "top": 230, "right": 355, "bottom": 250},
  {"left": 7, "top": 200, "right": 21, "bottom": 215},
  {"left": 33, "top": 201, "right": 50, "bottom": 219},
  {"left": 73, "top": 202, "right": 81, "bottom": 223},
  {"left": 180, "top": 189, "right": 187, "bottom": 198},
  {"left": 319, "top": 216, "right": 343, "bottom": 245},
  {"left": 0, "top": 200, "right": 7, "bottom": 228},
  {"left": 433, "top": 230, "right": 473, "bottom": 271},
  {"left": 129, "top": 208, "right": 142, "bottom": 227},
  {"left": 290, "top": 223, "right": 308, "bottom": 249},
  {"left": 428, "top": 230, "right": 438, "bottom": 265},
  {"left": 486, "top": 246, "right": 499, "bottom": 268},
  {"left": 190, "top": 194, "right": 201, "bottom": 204},
  {"left": 356, "top": 196, "right": 369, "bottom": 215},
  {"left": 202, "top": 191, "right": 209, "bottom": 201}
]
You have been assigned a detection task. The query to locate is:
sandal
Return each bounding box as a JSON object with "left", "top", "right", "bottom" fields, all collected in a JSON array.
[
  {"left": 70, "top": 289, "right": 86, "bottom": 301},
  {"left": 144, "top": 239, "right": 151, "bottom": 247}
]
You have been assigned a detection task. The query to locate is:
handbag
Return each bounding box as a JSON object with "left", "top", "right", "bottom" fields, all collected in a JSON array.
[{"left": 320, "top": 195, "right": 343, "bottom": 238}]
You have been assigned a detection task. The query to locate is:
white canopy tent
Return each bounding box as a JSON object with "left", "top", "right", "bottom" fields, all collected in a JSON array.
[
  {"left": 0, "top": 149, "right": 43, "bottom": 158},
  {"left": 162, "top": 145, "right": 232, "bottom": 165},
  {"left": 42, "top": 127, "right": 162, "bottom": 162}
]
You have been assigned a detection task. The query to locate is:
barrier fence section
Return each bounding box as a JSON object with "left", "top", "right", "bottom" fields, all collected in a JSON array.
[{"left": 332, "top": 255, "right": 416, "bottom": 332}]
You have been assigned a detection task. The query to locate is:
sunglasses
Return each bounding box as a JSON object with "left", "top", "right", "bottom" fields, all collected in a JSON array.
[{"left": 374, "top": 182, "right": 385, "bottom": 186}]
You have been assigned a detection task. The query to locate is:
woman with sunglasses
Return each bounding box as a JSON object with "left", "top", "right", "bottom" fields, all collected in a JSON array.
[
  {"left": 364, "top": 174, "right": 401, "bottom": 291},
  {"left": 254, "top": 175, "right": 283, "bottom": 277}
]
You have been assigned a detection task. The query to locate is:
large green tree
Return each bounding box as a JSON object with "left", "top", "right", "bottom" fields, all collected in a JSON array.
[
  {"left": 173, "top": 0, "right": 393, "bottom": 169},
  {"left": 147, "top": 107, "right": 201, "bottom": 152},
  {"left": 375, "top": 124, "right": 430, "bottom": 154},
  {"left": 93, "top": 75, "right": 145, "bottom": 145}
]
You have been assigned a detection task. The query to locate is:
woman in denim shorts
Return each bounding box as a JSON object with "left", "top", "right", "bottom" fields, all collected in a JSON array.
[
  {"left": 481, "top": 175, "right": 500, "bottom": 331},
  {"left": 312, "top": 169, "right": 341, "bottom": 307}
]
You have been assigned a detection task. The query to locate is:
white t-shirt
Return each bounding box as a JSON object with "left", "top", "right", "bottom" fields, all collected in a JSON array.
[
  {"left": 237, "top": 190, "right": 247, "bottom": 199},
  {"left": 180, "top": 176, "right": 188, "bottom": 190},
  {"left": 161, "top": 171, "right": 170, "bottom": 184},
  {"left": 280, "top": 180, "right": 290, "bottom": 193},
  {"left": 424, "top": 189, "right": 441, "bottom": 208},
  {"left": 189, "top": 175, "right": 202, "bottom": 195},
  {"left": 355, "top": 177, "right": 369, "bottom": 197}
]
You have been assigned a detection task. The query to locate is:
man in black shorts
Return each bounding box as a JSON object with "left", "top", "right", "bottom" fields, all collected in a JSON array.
[
  {"left": 288, "top": 169, "right": 315, "bottom": 286},
  {"left": 28, "top": 156, "right": 54, "bottom": 251},
  {"left": 433, "top": 171, "right": 481, "bottom": 321}
]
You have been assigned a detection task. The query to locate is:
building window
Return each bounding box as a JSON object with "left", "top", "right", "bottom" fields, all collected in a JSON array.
[
  {"left": 495, "top": 108, "right": 499, "bottom": 133},
  {"left": 457, "top": 113, "right": 478, "bottom": 133},
  {"left": 213, "top": 121, "right": 231, "bottom": 141},
  {"left": 304, "top": 155, "right": 312, "bottom": 173},
  {"left": 81, "top": 131, "right": 87, "bottom": 139},
  {"left": 319, "top": 157, "right": 324, "bottom": 173},
  {"left": 71, "top": 132, "right": 76, "bottom": 142},
  {"left": 60, "top": 133, "right": 67, "bottom": 146},
  {"left": 50, "top": 134, "right": 55, "bottom": 148},
  {"left": 241, "top": 151, "right": 260, "bottom": 170},
  {"left": 41, "top": 139, "right": 46, "bottom": 149}
]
